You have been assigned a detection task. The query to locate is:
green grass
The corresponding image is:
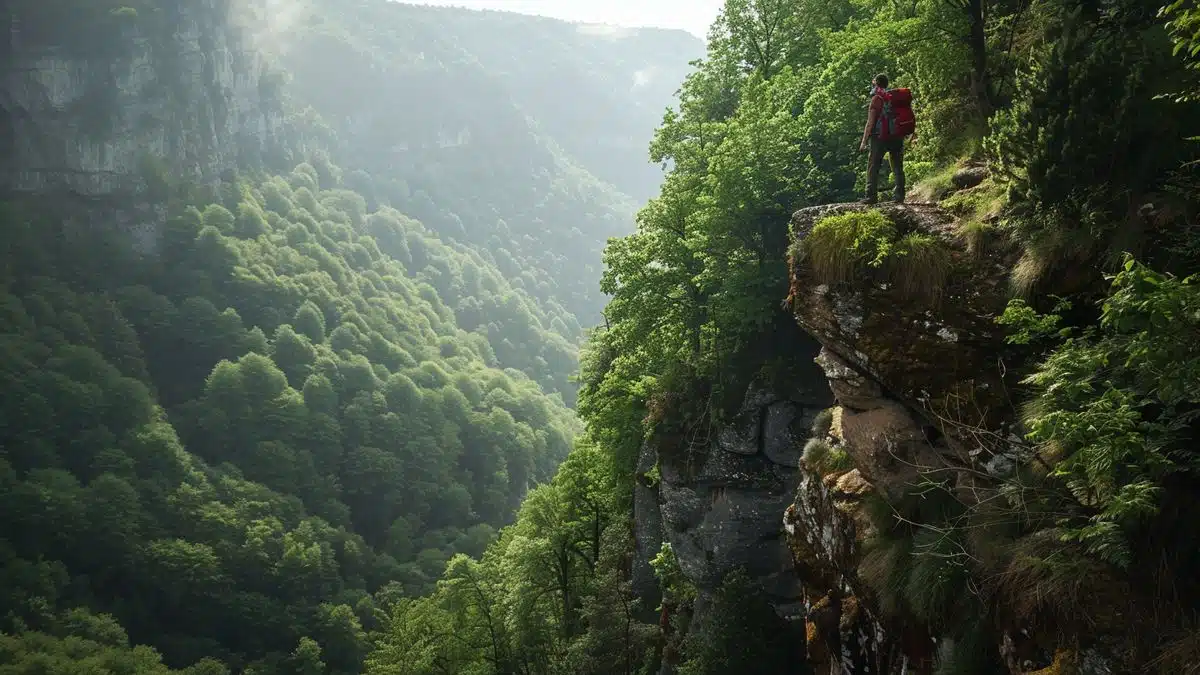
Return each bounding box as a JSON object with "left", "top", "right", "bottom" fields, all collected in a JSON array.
[
  {"left": 798, "top": 210, "right": 898, "bottom": 285},
  {"left": 801, "top": 438, "right": 834, "bottom": 471},
  {"left": 910, "top": 163, "right": 961, "bottom": 202},
  {"left": 941, "top": 178, "right": 1006, "bottom": 219},
  {"left": 801, "top": 437, "right": 855, "bottom": 475},
  {"left": 797, "top": 209, "right": 954, "bottom": 305},
  {"left": 892, "top": 232, "right": 953, "bottom": 304},
  {"left": 937, "top": 178, "right": 1007, "bottom": 260},
  {"left": 810, "top": 407, "right": 834, "bottom": 438}
]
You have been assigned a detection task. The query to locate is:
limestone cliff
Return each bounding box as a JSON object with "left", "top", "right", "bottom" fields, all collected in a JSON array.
[
  {"left": 2, "top": 0, "right": 287, "bottom": 247},
  {"left": 632, "top": 342, "right": 835, "bottom": 667}
]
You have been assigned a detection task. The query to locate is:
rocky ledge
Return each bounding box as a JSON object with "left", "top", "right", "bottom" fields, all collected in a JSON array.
[{"left": 786, "top": 202, "right": 1024, "bottom": 462}]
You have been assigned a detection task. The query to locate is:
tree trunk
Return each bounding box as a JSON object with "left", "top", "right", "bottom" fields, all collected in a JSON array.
[{"left": 967, "top": 0, "right": 993, "bottom": 118}]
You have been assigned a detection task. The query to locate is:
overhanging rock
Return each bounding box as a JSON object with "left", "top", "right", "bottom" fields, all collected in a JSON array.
[{"left": 786, "top": 202, "right": 1023, "bottom": 448}]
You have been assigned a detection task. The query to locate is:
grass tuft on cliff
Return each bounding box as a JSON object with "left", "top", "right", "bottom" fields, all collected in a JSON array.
[
  {"left": 910, "top": 163, "right": 961, "bottom": 203},
  {"left": 795, "top": 209, "right": 952, "bottom": 305},
  {"left": 942, "top": 179, "right": 1006, "bottom": 259},
  {"left": 800, "top": 438, "right": 854, "bottom": 475},
  {"left": 810, "top": 408, "right": 834, "bottom": 438}
]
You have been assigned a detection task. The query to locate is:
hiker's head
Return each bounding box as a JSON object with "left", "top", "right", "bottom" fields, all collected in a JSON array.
[{"left": 873, "top": 74, "right": 889, "bottom": 91}]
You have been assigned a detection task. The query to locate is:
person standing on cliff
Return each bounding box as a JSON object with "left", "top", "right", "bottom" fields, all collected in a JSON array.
[{"left": 858, "top": 73, "right": 916, "bottom": 204}]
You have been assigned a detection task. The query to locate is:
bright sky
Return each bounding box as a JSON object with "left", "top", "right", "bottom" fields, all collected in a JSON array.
[{"left": 409, "top": 0, "right": 724, "bottom": 39}]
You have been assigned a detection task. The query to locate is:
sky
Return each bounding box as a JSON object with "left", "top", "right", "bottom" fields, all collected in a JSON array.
[{"left": 409, "top": 0, "right": 724, "bottom": 39}]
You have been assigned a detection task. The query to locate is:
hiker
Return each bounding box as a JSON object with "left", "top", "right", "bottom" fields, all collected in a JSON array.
[{"left": 859, "top": 73, "right": 916, "bottom": 204}]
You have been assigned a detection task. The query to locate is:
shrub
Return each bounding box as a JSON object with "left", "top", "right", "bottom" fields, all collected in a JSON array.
[
  {"left": 801, "top": 437, "right": 855, "bottom": 475},
  {"left": 1016, "top": 257, "right": 1200, "bottom": 568}
]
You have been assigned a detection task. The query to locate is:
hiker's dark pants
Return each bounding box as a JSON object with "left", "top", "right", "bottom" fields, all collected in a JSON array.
[{"left": 867, "top": 136, "right": 905, "bottom": 203}]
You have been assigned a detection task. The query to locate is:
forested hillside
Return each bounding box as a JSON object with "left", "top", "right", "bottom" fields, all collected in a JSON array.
[
  {"left": 269, "top": 0, "right": 704, "bottom": 327},
  {"left": 0, "top": 0, "right": 702, "bottom": 673},
  {"left": 6, "top": 0, "right": 1200, "bottom": 672},
  {"left": 0, "top": 161, "right": 583, "bottom": 671}
]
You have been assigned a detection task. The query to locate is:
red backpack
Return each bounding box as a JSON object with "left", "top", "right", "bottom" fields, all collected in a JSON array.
[{"left": 877, "top": 88, "right": 916, "bottom": 141}]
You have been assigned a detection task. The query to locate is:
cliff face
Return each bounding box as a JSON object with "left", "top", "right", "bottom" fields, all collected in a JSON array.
[
  {"left": 2, "top": 0, "right": 285, "bottom": 245},
  {"left": 779, "top": 201, "right": 1117, "bottom": 675},
  {"left": 633, "top": 344, "right": 835, "bottom": 655},
  {"left": 625, "top": 196, "right": 1119, "bottom": 672}
]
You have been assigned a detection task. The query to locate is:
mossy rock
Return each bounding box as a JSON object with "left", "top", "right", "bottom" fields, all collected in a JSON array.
[{"left": 787, "top": 202, "right": 1028, "bottom": 441}]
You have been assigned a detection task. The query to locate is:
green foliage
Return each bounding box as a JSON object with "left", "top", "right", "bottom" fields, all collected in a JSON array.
[
  {"left": 932, "top": 617, "right": 1006, "bottom": 675},
  {"left": 810, "top": 408, "right": 834, "bottom": 438},
  {"left": 1020, "top": 257, "right": 1200, "bottom": 567},
  {"left": 800, "top": 210, "right": 900, "bottom": 279},
  {"left": 643, "top": 461, "right": 662, "bottom": 488},
  {"left": 17, "top": 0, "right": 1200, "bottom": 669},
  {"left": 650, "top": 543, "right": 696, "bottom": 609},
  {"left": 367, "top": 443, "right": 626, "bottom": 675},
  {"left": 675, "top": 570, "right": 800, "bottom": 675},
  {"left": 0, "top": 152, "right": 582, "bottom": 671},
  {"left": 0, "top": 629, "right": 180, "bottom": 675},
  {"left": 801, "top": 438, "right": 854, "bottom": 475},
  {"left": 939, "top": 179, "right": 1006, "bottom": 221},
  {"left": 275, "top": 1, "right": 703, "bottom": 330},
  {"left": 795, "top": 210, "right": 953, "bottom": 303},
  {"left": 902, "top": 529, "right": 972, "bottom": 629},
  {"left": 985, "top": 0, "right": 1200, "bottom": 277},
  {"left": 1161, "top": 0, "right": 1200, "bottom": 101},
  {"left": 995, "top": 297, "right": 1072, "bottom": 345},
  {"left": 912, "top": 164, "right": 961, "bottom": 202}
]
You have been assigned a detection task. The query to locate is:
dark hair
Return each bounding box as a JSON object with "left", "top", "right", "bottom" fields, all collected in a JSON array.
[{"left": 874, "top": 73, "right": 889, "bottom": 89}]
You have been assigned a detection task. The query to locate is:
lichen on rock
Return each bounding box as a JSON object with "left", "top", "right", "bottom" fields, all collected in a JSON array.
[{"left": 787, "top": 202, "right": 1026, "bottom": 461}]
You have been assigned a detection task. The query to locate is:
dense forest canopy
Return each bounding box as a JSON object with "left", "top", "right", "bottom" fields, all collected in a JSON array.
[{"left": 4, "top": 0, "right": 1200, "bottom": 672}]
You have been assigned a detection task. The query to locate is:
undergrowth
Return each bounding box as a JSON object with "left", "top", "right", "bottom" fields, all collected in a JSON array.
[
  {"left": 910, "top": 163, "right": 961, "bottom": 202},
  {"left": 942, "top": 178, "right": 1007, "bottom": 258},
  {"left": 796, "top": 210, "right": 953, "bottom": 304}
]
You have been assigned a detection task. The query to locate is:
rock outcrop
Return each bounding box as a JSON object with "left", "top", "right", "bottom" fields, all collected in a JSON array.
[
  {"left": 632, "top": 441, "right": 665, "bottom": 610},
  {"left": 786, "top": 202, "right": 1023, "bottom": 459},
  {"left": 784, "top": 345, "right": 942, "bottom": 674},
  {"left": 780, "top": 202, "right": 1034, "bottom": 674}
]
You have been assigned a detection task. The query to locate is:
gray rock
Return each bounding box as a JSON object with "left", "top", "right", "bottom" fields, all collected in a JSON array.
[
  {"left": 3, "top": 0, "right": 287, "bottom": 247},
  {"left": 653, "top": 348, "right": 831, "bottom": 635},
  {"left": 661, "top": 481, "right": 797, "bottom": 592},
  {"left": 693, "top": 446, "right": 787, "bottom": 491},
  {"left": 631, "top": 443, "right": 664, "bottom": 607},
  {"left": 762, "top": 401, "right": 803, "bottom": 467},
  {"left": 659, "top": 481, "right": 708, "bottom": 534},
  {"left": 739, "top": 382, "right": 781, "bottom": 412},
  {"left": 716, "top": 408, "right": 760, "bottom": 456},
  {"left": 815, "top": 347, "right": 884, "bottom": 410},
  {"left": 951, "top": 164, "right": 988, "bottom": 190}
]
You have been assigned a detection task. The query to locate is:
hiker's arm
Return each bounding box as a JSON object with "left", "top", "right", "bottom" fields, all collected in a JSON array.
[{"left": 860, "top": 97, "right": 881, "bottom": 148}]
